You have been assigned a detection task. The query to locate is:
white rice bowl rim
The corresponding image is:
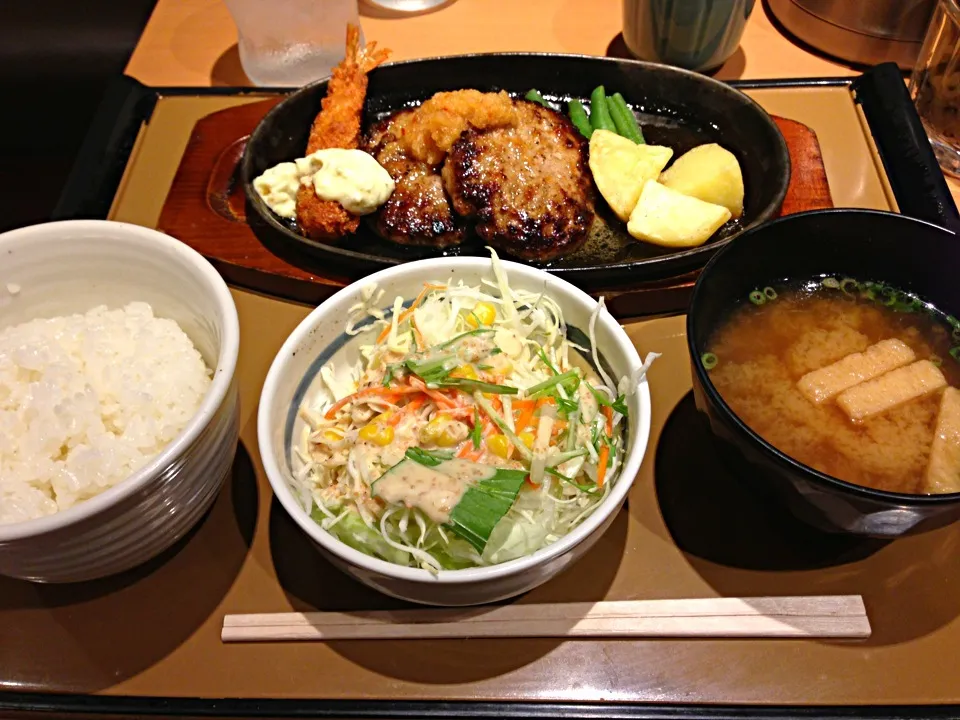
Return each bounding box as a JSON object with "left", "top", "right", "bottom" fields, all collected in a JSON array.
[
  {"left": 259, "top": 256, "right": 651, "bottom": 585},
  {"left": 0, "top": 220, "right": 240, "bottom": 542}
]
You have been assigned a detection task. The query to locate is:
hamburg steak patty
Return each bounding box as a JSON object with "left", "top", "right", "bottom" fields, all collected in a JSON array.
[
  {"left": 441, "top": 100, "right": 594, "bottom": 261},
  {"left": 363, "top": 110, "right": 464, "bottom": 248}
]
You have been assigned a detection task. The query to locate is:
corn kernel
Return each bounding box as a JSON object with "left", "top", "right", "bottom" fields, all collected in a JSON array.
[
  {"left": 437, "top": 428, "right": 461, "bottom": 447},
  {"left": 359, "top": 423, "right": 395, "bottom": 446},
  {"left": 486, "top": 433, "right": 512, "bottom": 458},
  {"left": 450, "top": 364, "right": 479, "bottom": 381},
  {"left": 518, "top": 431, "right": 535, "bottom": 449},
  {"left": 419, "top": 414, "right": 451, "bottom": 444},
  {"left": 466, "top": 301, "right": 496, "bottom": 328}
]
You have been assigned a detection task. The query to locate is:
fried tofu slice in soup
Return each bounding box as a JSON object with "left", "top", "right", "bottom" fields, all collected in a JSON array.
[
  {"left": 925, "top": 386, "right": 960, "bottom": 493},
  {"left": 797, "top": 338, "right": 916, "bottom": 404},
  {"left": 836, "top": 359, "right": 947, "bottom": 423}
]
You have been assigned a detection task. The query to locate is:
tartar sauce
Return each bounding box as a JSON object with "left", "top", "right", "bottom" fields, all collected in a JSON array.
[{"left": 252, "top": 149, "right": 394, "bottom": 220}]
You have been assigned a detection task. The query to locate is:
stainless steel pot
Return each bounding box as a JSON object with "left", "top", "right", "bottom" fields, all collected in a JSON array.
[{"left": 767, "top": 0, "right": 936, "bottom": 69}]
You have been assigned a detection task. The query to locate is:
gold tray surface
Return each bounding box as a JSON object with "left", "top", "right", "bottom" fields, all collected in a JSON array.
[{"left": 7, "top": 88, "right": 958, "bottom": 706}]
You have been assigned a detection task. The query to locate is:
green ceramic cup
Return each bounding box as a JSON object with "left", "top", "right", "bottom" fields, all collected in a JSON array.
[{"left": 623, "top": 0, "right": 755, "bottom": 72}]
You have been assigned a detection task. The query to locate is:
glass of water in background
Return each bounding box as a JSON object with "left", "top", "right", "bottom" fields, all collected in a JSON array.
[
  {"left": 910, "top": 0, "right": 960, "bottom": 177},
  {"left": 223, "top": 0, "right": 362, "bottom": 86}
]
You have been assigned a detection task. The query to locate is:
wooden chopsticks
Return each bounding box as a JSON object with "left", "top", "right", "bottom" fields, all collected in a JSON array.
[{"left": 221, "top": 595, "right": 870, "bottom": 642}]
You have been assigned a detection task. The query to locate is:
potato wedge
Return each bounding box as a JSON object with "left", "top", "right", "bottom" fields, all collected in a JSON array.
[
  {"left": 589, "top": 129, "right": 673, "bottom": 222},
  {"left": 627, "top": 180, "right": 732, "bottom": 248},
  {"left": 659, "top": 143, "right": 744, "bottom": 218}
]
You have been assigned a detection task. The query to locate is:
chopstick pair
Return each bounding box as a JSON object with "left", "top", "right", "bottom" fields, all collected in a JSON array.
[{"left": 221, "top": 595, "right": 870, "bottom": 643}]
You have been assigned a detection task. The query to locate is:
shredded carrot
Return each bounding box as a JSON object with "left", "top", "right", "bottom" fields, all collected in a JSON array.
[
  {"left": 324, "top": 386, "right": 422, "bottom": 420},
  {"left": 515, "top": 405, "right": 536, "bottom": 433},
  {"left": 388, "top": 396, "right": 424, "bottom": 425},
  {"left": 525, "top": 474, "right": 540, "bottom": 489},
  {"left": 409, "top": 377, "right": 457, "bottom": 408},
  {"left": 456, "top": 443, "right": 484, "bottom": 461},
  {"left": 596, "top": 445, "right": 610, "bottom": 488},
  {"left": 482, "top": 415, "right": 497, "bottom": 437},
  {"left": 376, "top": 283, "right": 446, "bottom": 343},
  {"left": 602, "top": 405, "right": 613, "bottom": 436},
  {"left": 411, "top": 317, "right": 425, "bottom": 351},
  {"left": 444, "top": 406, "right": 477, "bottom": 418}
]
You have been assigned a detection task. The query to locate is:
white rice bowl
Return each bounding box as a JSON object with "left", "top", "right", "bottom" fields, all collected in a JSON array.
[{"left": 0, "top": 302, "right": 212, "bottom": 524}]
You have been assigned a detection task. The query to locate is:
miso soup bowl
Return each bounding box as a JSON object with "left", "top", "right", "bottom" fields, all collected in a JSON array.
[
  {"left": 688, "top": 209, "right": 960, "bottom": 538},
  {"left": 259, "top": 256, "right": 652, "bottom": 606}
]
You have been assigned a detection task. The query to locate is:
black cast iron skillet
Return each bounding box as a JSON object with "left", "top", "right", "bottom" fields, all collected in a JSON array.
[
  {"left": 685, "top": 65, "right": 960, "bottom": 538},
  {"left": 241, "top": 52, "right": 790, "bottom": 290}
]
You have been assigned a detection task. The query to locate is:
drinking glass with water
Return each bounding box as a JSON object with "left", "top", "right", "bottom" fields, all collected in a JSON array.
[
  {"left": 224, "top": 0, "right": 362, "bottom": 86},
  {"left": 910, "top": 0, "right": 960, "bottom": 177}
]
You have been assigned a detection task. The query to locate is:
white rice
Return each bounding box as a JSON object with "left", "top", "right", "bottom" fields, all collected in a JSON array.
[{"left": 0, "top": 302, "right": 211, "bottom": 525}]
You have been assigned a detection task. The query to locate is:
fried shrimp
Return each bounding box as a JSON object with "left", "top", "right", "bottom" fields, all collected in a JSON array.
[{"left": 297, "top": 24, "right": 390, "bottom": 241}]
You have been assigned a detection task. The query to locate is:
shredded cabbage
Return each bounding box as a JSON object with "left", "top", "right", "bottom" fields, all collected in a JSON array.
[{"left": 292, "top": 254, "right": 656, "bottom": 572}]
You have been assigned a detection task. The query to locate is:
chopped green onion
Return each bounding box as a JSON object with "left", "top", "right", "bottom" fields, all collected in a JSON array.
[
  {"left": 405, "top": 447, "right": 454, "bottom": 466},
  {"left": 405, "top": 354, "right": 456, "bottom": 380},
  {"left": 749, "top": 290, "right": 766, "bottom": 305},
  {"left": 490, "top": 347, "right": 503, "bottom": 355},
  {"left": 471, "top": 408, "right": 482, "bottom": 449},
  {"left": 437, "top": 327, "right": 494, "bottom": 349},
  {"left": 948, "top": 315, "right": 960, "bottom": 330},
  {"left": 952, "top": 327, "right": 960, "bottom": 342},
  {"left": 931, "top": 355, "right": 943, "bottom": 367},
  {"left": 611, "top": 395, "right": 628, "bottom": 416},
  {"left": 586, "top": 383, "right": 630, "bottom": 417},
  {"left": 436, "top": 378, "right": 518, "bottom": 395},
  {"left": 951, "top": 346, "right": 960, "bottom": 362},
  {"left": 545, "top": 466, "right": 601, "bottom": 494},
  {"left": 839, "top": 278, "right": 859, "bottom": 295},
  {"left": 382, "top": 364, "right": 398, "bottom": 386},
  {"left": 557, "top": 396, "right": 579, "bottom": 415},
  {"left": 537, "top": 346, "right": 560, "bottom": 375},
  {"left": 821, "top": 277, "right": 840, "bottom": 289},
  {"left": 763, "top": 286, "right": 778, "bottom": 300},
  {"left": 701, "top": 352, "right": 718, "bottom": 370},
  {"left": 527, "top": 369, "right": 581, "bottom": 397},
  {"left": 547, "top": 448, "right": 589, "bottom": 467},
  {"left": 474, "top": 392, "right": 533, "bottom": 462}
]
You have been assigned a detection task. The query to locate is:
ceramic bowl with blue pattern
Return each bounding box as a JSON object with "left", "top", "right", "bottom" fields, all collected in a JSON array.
[{"left": 258, "top": 257, "right": 652, "bottom": 606}]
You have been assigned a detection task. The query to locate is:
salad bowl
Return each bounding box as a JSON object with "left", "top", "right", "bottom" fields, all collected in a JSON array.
[{"left": 258, "top": 256, "right": 652, "bottom": 605}]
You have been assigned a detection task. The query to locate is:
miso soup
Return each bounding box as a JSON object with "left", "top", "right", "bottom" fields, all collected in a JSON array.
[{"left": 705, "top": 278, "right": 960, "bottom": 495}]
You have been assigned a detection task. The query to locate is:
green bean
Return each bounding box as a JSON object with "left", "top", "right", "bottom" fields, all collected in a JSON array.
[
  {"left": 589, "top": 86, "right": 616, "bottom": 132},
  {"left": 568, "top": 99, "right": 594, "bottom": 139},
  {"left": 525, "top": 89, "right": 548, "bottom": 107},
  {"left": 606, "top": 97, "right": 638, "bottom": 143},
  {"left": 610, "top": 93, "right": 645, "bottom": 144}
]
